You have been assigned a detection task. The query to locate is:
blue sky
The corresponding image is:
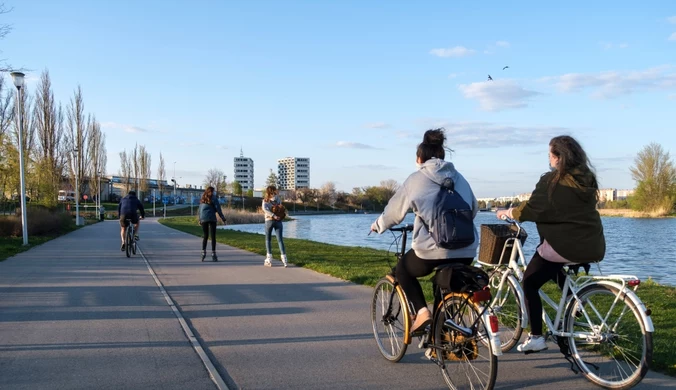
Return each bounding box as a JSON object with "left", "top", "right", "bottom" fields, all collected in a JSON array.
[{"left": 2, "top": 1, "right": 675, "bottom": 197}]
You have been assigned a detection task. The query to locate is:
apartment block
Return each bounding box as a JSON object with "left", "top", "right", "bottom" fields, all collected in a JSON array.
[
  {"left": 277, "top": 157, "right": 310, "bottom": 190},
  {"left": 616, "top": 189, "right": 635, "bottom": 200},
  {"left": 234, "top": 150, "right": 254, "bottom": 192},
  {"left": 598, "top": 188, "right": 616, "bottom": 203}
]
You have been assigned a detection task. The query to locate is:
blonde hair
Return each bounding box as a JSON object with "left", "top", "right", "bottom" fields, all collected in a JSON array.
[{"left": 264, "top": 185, "right": 278, "bottom": 201}]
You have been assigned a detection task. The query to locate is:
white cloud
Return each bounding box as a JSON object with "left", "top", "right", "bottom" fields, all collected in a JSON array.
[
  {"left": 540, "top": 65, "right": 676, "bottom": 99},
  {"left": 365, "top": 122, "right": 390, "bottom": 129},
  {"left": 668, "top": 16, "right": 676, "bottom": 24},
  {"left": 334, "top": 141, "right": 378, "bottom": 149},
  {"left": 422, "top": 121, "right": 570, "bottom": 149},
  {"left": 669, "top": 32, "right": 676, "bottom": 41},
  {"left": 448, "top": 73, "right": 459, "bottom": 79},
  {"left": 216, "top": 145, "right": 228, "bottom": 150},
  {"left": 101, "top": 122, "right": 151, "bottom": 133},
  {"left": 458, "top": 79, "right": 542, "bottom": 111},
  {"left": 429, "top": 46, "right": 475, "bottom": 58},
  {"left": 495, "top": 41, "right": 510, "bottom": 48}
]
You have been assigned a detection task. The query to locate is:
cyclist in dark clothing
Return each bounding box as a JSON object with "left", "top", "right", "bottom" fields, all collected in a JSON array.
[{"left": 118, "top": 191, "right": 145, "bottom": 251}]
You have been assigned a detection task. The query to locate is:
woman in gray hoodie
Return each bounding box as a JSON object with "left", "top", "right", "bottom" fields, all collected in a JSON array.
[
  {"left": 199, "top": 186, "right": 227, "bottom": 261},
  {"left": 371, "top": 128, "right": 479, "bottom": 332}
]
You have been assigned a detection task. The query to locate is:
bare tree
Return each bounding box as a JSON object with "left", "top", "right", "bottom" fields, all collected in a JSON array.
[
  {"left": 33, "top": 70, "right": 65, "bottom": 206},
  {"left": 137, "top": 145, "right": 151, "bottom": 200},
  {"left": 87, "top": 116, "right": 106, "bottom": 203},
  {"left": 320, "top": 181, "right": 337, "bottom": 208},
  {"left": 380, "top": 179, "right": 399, "bottom": 203},
  {"left": 157, "top": 152, "right": 166, "bottom": 197},
  {"left": 0, "top": 4, "right": 15, "bottom": 72},
  {"left": 65, "top": 87, "right": 89, "bottom": 198},
  {"left": 130, "top": 143, "right": 139, "bottom": 193},
  {"left": 119, "top": 150, "right": 132, "bottom": 194},
  {"left": 204, "top": 168, "right": 226, "bottom": 195},
  {"left": 630, "top": 143, "right": 676, "bottom": 212}
]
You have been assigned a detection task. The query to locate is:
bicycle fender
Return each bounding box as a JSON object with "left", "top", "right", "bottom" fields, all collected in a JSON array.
[
  {"left": 507, "top": 273, "right": 529, "bottom": 327},
  {"left": 585, "top": 280, "right": 655, "bottom": 333}
]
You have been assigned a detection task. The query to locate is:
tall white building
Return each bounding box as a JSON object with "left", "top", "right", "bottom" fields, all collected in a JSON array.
[
  {"left": 277, "top": 157, "right": 310, "bottom": 190},
  {"left": 234, "top": 149, "right": 254, "bottom": 192}
]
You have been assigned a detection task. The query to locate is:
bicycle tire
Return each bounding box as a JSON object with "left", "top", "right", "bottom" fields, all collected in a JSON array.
[
  {"left": 371, "top": 277, "right": 410, "bottom": 362},
  {"left": 487, "top": 269, "right": 523, "bottom": 352},
  {"left": 564, "top": 283, "right": 652, "bottom": 389},
  {"left": 435, "top": 293, "right": 497, "bottom": 390},
  {"left": 132, "top": 230, "right": 137, "bottom": 255},
  {"left": 125, "top": 226, "right": 132, "bottom": 258}
]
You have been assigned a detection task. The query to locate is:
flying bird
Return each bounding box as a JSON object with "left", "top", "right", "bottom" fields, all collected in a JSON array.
[
  {"left": 487, "top": 75, "right": 493, "bottom": 81},
  {"left": 503, "top": 66, "right": 509, "bottom": 70}
]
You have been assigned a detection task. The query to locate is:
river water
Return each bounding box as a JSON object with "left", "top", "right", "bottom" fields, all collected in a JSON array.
[{"left": 222, "top": 212, "right": 676, "bottom": 285}]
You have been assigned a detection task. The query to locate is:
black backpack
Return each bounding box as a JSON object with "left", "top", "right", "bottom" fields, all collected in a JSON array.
[
  {"left": 423, "top": 177, "right": 476, "bottom": 250},
  {"left": 433, "top": 263, "right": 489, "bottom": 293}
]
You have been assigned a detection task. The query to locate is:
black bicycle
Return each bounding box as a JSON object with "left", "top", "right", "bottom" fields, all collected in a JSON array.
[
  {"left": 370, "top": 224, "right": 502, "bottom": 390},
  {"left": 124, "top": 218, "right": 137, "bottom": 258}
]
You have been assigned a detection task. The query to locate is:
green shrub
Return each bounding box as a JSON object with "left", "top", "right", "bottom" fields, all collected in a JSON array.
[{"left": 0, "top": 209, "right": 74, "bottom": 237}]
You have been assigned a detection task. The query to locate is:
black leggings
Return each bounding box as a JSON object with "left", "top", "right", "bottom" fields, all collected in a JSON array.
[
  {"left": 396, "top": 249, "right": 473, "bottom": 312},
  {"left": 522, "top": 252, "right": 566, "bottom": 335},
  {"left": 201, "top": 221, "right": 217, "bottom": 251}
]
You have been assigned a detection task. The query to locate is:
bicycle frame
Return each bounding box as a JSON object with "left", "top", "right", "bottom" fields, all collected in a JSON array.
[
  {"left": 498, "top": 219, "right": 654, "bottom": 337},
  {"left": 386, "top": 225, "right": 503, "bottom": 357}
]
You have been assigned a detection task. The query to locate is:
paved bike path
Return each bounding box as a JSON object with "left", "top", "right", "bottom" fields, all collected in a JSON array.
[
  {"left": 0, "top": 220, "right": 673, "bottom": 389},
  {"left": 138, "top": 219, "right": 674, "bottom": 390},
  {"left": 0, "top": 221, "right": 216, "bottom": 390}
]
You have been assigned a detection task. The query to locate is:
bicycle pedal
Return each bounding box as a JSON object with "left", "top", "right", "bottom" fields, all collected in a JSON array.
[{"left": 523, "top": 348, "right": 547, "bottom": 355}]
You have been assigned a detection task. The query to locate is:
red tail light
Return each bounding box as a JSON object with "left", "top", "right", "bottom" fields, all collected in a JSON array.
[
  {"left": 472, "top": 287, "right": 491, "bottom": 303},
  {"left": 489, "top": 315, "right": 499, "bottom": 333},
  {"left": 628, "top": 279, "right": 640, "bottom": 287}
]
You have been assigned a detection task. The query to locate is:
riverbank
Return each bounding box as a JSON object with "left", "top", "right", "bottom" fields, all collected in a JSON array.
[
  {"left": 161, "top": 216, "right": 676, "bottom": 377},
  {"left": 598, "top": 208, "right": 675, "bottom": 218}
]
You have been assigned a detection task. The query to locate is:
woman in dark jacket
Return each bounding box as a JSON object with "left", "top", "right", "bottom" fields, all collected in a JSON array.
[
  {"left": 199, "top": 186, "right": 226, "bottom": 261},
  {"left": 496, "top": 135, "right": 605, "bottom": 353}
]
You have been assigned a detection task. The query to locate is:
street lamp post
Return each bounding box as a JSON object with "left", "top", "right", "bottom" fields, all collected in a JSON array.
[
  {"left": 10, "top": 72, "right": 28, "bottom": 245},
  {"left": 74, "top": 147, "right": 81, "bottom": 226},
  {"left": 173, "top": 161, "right": 177, "bottom": 203}
]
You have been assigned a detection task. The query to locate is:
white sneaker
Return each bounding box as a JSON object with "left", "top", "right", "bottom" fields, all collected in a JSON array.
[
  {"left": 517, "top": 334, "right": 548, "bottom": 353},
  {"left": 281, "top": 254, "right": 288, "bottom": 268},
  {"left": 264, "top": 254, "right": 272, "bottom": 267}
]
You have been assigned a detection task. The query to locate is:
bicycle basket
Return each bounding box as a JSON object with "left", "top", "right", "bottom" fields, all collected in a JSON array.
[{"left": 478, "top": 224, "right": 528, "bottom": 265}]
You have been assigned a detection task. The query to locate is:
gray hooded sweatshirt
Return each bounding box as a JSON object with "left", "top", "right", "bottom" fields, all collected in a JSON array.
[{"left": 372, "top": 158, "right": 479, "bottom": 260}]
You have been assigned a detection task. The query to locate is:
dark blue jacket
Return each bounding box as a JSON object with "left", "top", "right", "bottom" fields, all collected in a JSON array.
[
  {"left": 118, "top": 194, "right": 145, "bottom": 218},
  {"left": 199, "top": 196, "right": 226, "bottom": 223}
]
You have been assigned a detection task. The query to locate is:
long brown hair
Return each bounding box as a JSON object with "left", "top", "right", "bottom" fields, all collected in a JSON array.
[
  {"left": 201, "top": 186, "right": 215, "bottom": 204},
  {"left": 264, "top": 185, "right": 278, "bottom": 202},
  {"left": 548, "top": 136, "right": 598, "bottom": 199},
  {"left": 416, "top": 128, "right": 452, "bottom": 163}
]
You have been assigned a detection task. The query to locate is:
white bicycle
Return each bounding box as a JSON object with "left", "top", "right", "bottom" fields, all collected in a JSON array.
[{"left": 479, "top": 217, "right": 653, "bottom": 390}]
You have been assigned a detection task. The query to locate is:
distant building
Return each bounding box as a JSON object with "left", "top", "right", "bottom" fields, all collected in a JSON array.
[
  {"left": 277, "top": 157, "right": 310, "bottom": 190},
  {"left": 516, "top": 193, "right": 532, "bottom": 202},
  {"left": 234, "top": 149, "right": 254, "bottom": 192},
  {"left": 616, "top": 189, "right": 635, "bottom": 200},
  {"left": 598, "top": 188, "right": 616, "bottom": 203}
]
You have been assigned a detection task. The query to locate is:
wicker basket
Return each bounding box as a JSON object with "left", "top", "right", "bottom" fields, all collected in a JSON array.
[{"left": 478, "top": 224, "right": 528, "bottom": 265}]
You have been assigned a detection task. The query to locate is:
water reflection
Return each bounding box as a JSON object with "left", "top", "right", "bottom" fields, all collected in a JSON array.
[{"left": 222, "top": 213, "right": 675, "bottom": 285}]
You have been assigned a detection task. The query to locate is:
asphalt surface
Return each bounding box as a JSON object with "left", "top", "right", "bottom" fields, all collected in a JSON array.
[{"left": 0, "top": 219, "right": 673, "bottom": 389}]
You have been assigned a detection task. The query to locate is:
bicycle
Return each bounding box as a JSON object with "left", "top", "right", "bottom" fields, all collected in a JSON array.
[
  {"left": 124, "top": 218, "right": 137, "bottom": 258},
  {"left": 480, "top": 217, "right": 654, "bottom": 389},
  {"left": 370, "top": 224, "right": 503, "bottom": 390}
]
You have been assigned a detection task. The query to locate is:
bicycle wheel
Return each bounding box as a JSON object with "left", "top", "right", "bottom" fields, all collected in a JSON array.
[
  {"left": 435, "top": 294, "right": 497, "bottom": 390},
  {"left": 371, "top": 277, "right": 409, "bottom": 362},
  {"left": 125, "top": 227, "right": 132, "bottom": 258},
  {"left": 487, "top": 269, "right": 523, "bottom": 352},
  {"left": 131, "top": 230, "right": 137, "bottom": 255},
  {"left": 564, "top": 283, "right": 653, "bottom": 389}
]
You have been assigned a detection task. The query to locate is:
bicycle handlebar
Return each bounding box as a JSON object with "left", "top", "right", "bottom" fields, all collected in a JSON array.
[{"left": 389, "top": 224, "right": 413, "bottom": 232}]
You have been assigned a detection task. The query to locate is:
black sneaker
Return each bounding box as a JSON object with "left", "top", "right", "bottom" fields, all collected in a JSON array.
[
  {"left": 134, "top": 234, "right": 140, "bottom": 241},
  {"left": 201, "top": 251, "right": 206, "bottom": 262},
  {"left": 212, "top": 252, "right": 218, "bottom": 262},
  {"left": 120, "top": 244, "right": 125, "bottom": 251}
]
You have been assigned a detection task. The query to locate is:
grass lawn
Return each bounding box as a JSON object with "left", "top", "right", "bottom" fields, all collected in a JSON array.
[
  {"left": 161, "top": 216, "right": 676, "bottom": 377},
  {"left": 0, "top": 227, "right": 78, "bottom": 262}
]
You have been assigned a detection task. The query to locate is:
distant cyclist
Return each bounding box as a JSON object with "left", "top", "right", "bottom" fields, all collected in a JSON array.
[{"left": 118, "top": 190, "right": 145, "bottom": 251}]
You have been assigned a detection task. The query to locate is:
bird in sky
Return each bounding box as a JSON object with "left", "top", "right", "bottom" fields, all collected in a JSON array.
[
  {"left": 487, "top": 75, "right": 493, "bottom": 81},
  {"left": 503, "top": 66, "right": 509, "bottom": 70}
]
